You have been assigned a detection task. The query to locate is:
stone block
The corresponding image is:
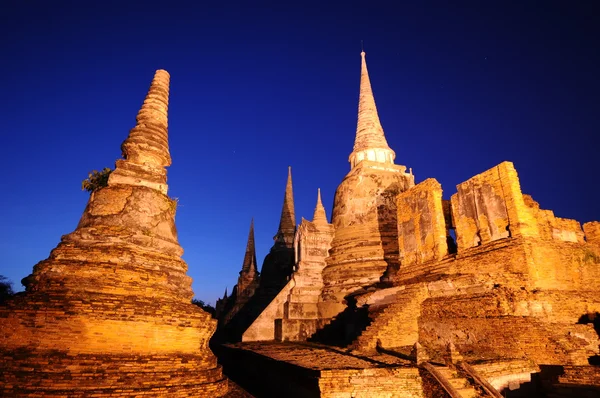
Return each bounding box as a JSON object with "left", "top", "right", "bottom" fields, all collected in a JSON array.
[{"left": 396, "top": 178, "right": 448, "bottom": 267}]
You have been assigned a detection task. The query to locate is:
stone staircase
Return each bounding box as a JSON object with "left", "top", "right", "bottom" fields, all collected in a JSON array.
[
  {"left": 420, "top": 362, "right": 481, "bottom": 398},
  {"left": 436, "top": 366, "right": 479, "bottom": 398},
  {"left": 307, "top": 303, "right": 373, "bottom": 347},
  {"left": 349, "top": 284, "right": 428, "bottom": 351}
]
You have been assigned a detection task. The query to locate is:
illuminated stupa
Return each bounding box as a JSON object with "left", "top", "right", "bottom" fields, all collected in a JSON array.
[
  {"left": 319, "top": 51, "right": 415, "bottom": 319},
  {"left": 0, "top": 70, "right": 228, "bottom": 396}
]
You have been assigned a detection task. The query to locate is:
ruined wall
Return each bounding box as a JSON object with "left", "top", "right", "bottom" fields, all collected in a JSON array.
[
  {"left": 319, "top": 367, "right": 424, "bottom": 398},
  {"left": 414, "top": 233, "right": 600, "bottom": 359},
  {"left": 447, "top": 161, "right": 600, "bottom": 289},
  {"left": 526, "top": 238, "right": 600, "bottom": 290},
  {"left": 522, "top": 195, "right": 585, "bottom": 243},
  {"left": 583, "top": 221, "right": 600, "bottom": 246},
  {"left": 451, "top": 161, "right": 593, "bottom": 252},
  {"left": 396, "top": 178, "right": 448, "bottom": 267},
  {"left": 451, "top": 161, "right": 539, "bottom": 250}
]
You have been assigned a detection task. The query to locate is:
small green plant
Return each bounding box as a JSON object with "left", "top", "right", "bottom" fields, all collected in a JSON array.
[
  {"left": 82, "top": 168, "right": 113, "bottom": 193},
  {"left": 168, "top": 197, "right": 179, "bottom": 214}
]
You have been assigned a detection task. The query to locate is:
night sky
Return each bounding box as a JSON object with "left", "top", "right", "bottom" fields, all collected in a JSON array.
[{"left": 1, "top": 1, "right": 598, "bottom": 305}]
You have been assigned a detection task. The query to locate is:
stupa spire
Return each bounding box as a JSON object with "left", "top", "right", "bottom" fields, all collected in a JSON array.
[
  {"left": 274, "top": 166, "right": 296, "bottom": 247},
  {"left": 108, "top": 69, "right": 172, "bottom": 194},
  {"left": 312, "top": 188, "right": 328, "bottom": 225},
  {"left": 223, "top": 288, "right": 228, "bottom": 299},
  {"left": 349, "top": 52, "right": 396, "bottom": 169},
  {"left": 241, "top": 218, "right": 258, "bottom": 274}
]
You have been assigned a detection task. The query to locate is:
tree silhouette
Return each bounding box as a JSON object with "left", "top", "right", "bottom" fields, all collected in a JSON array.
[
  {"left": 0, "top": 275, "right": 14, "bottom": 304},
  {"left": 192, "top": 298, "right": 216, "bottom": 318}
]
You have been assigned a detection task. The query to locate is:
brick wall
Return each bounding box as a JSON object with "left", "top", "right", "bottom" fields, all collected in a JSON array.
[{"left": 396, "top": 178, "right": 448, "bottom": 266}]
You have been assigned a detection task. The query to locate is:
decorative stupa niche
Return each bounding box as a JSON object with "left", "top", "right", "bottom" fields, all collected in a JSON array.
[{"left": 0, "top": 70, "right": 228, "bottom": 397}]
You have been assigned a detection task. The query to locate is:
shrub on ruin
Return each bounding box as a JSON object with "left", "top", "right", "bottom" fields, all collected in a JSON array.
[
  {"left": 0, "top": 275, "right": 14, "bottom": 304},
  {"left": 82, "top": 168, "right": 113, "bottom": 192}
]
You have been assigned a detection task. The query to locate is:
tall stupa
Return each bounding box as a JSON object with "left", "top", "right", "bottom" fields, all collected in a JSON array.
[{"left": 0, "top": 70, "right": 229, "bottom": 396}]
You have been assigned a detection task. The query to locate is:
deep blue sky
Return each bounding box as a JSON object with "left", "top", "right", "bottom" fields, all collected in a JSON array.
[{"left": 1, "top": 1, "right": 598, "bottom": 305}]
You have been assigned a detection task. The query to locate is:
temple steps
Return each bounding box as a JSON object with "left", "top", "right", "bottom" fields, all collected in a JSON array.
[
  {"left": 307, "top": 304, "right": 373, "bottom": 347},
  {"left": 349, "top": 284, "right": 427, "bottom": 351},
  {"left": 421, "top": 363, "right": 481, "bottom": 398}
]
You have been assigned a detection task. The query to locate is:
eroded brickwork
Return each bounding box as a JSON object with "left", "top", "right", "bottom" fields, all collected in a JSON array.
[
  {"left": 396, "top": 178, "right": 447, "bottom": 267},
  {"left": 583, "top": 221, "right": 600, "bottom": 246},
  {"left": 0, "top": 70, "right": 228, "bottom": 397},
  {"left": 220, "top": 52, "right": 600, "bottom": 397},
  {"left": 318, "top": 52, "right": 415, "bottom": 320}
]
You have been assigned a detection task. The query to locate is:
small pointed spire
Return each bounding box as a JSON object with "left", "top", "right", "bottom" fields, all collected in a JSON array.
[
  {"left": 223, "top": 287, "right": 228, "bottom": 299},
  {"left": 312, "top": 188, "right": 328, "bottom": 225},
  {"left": 121, "top": 69, "right": 171, "bottom": 166},
  {"left": 108, "top": 69, "right": 172, "bottom": 194},
  {"left": 274, "top": 167, "right": 296, "bottom": 247},
  {"left": 349, "top": 52, "right": 396, "bottom": 169},
  {"left": 241, "top": 218, "right": 258, "bottom": 274}
]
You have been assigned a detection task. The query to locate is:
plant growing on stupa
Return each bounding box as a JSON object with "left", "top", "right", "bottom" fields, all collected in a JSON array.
[{"left": 81, "top": 168, "right": 113, "bottom": 192}]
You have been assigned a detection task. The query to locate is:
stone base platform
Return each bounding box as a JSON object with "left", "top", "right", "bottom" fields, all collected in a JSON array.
[
  {"left": 0, "top": 349, "right": 228, "bottom": 397},
  {"left": 216, "top": 341, "right": 424, "bottom": 398},
  {"left": 215, "top": 342, "right": 600, "bottom": 397}
]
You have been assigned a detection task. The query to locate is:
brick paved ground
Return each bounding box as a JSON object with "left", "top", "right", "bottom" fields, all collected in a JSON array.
[{"left": 227, "top": 341, "right": 414, "bottom": 370}]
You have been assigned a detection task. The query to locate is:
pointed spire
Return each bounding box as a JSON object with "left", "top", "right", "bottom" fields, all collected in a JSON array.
[
  {"left": 312, "top": 188, "right": 328, "bottom": 225},
  {"left": 223, "top": 287, "right": 228, "bottom": 299},
  {"left": 349, "top": 52, "right": 396, "bottom": 169},
  {"left": 108, "top": 69, "right": 172, "bottom": 194},
  {"left": 241, "top": 218, "right": 258, "bottom": 274},
  {"left": 274, "top": 166, "right": 296, "bottom": 247}
]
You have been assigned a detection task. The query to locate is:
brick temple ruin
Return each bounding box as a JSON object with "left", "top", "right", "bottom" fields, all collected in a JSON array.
[
  {"left": 0, "top": 70, "right": 229, "bottom": 396},
  {"left": 216, "top": 52, "right": 600, "bottom": 397},
  {"left": 0, "top": 52, "right": 598, "bottom": 398}
]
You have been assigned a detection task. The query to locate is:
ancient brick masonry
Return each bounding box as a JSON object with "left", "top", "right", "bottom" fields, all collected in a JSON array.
[
  {"left": 378, "top": 162, "right": 600, "bottom": 367},
  {"left": 219, "top": 51, "right": 600, "bottom": 396},
  {"left": 319, "top": 51, "right": 414, "bottom": 320},
  {"left": 0, "top": 70, "right": 228, "bottom": 397}
]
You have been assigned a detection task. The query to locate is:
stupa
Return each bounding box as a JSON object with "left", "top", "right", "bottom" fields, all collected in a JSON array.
[{"left": 0, "top": 70, "right": 228, "bottom": 396}]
